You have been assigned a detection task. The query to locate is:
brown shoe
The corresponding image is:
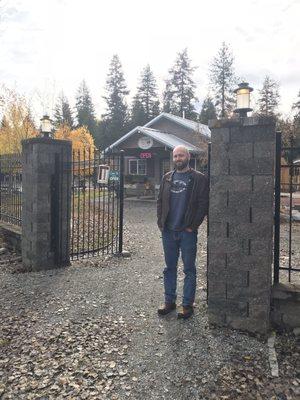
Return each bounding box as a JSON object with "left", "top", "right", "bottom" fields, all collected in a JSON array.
[
  {"left": 157, "top": 303, "right": 176, "bottom": 316},
  {"left": 177, "top": 305, "right": 194, "bottom": 319}
]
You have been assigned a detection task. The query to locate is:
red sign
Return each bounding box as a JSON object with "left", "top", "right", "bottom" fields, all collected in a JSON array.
[{"left": 140, "top": 152, "right": 152, "bottom": 159}]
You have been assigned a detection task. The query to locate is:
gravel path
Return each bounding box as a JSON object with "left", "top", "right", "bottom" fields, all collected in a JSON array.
[{"left": 0, "top": 202, "right": 299, "bottom": 399}]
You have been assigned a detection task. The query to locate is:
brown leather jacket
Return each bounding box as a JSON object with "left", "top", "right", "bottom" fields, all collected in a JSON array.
[{"left": 157, "top": 169, "right": 209, "bottom": 231}]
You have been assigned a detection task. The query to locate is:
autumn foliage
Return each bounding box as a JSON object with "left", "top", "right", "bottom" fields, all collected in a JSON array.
[
  {"left": 0, "top": 93, "right": 38, "bottom": 155},
  {"left": 54, "top": 124, "right": 96, "bottom": 176}
]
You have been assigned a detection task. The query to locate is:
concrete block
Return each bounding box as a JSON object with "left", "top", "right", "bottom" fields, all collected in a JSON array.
[
  {"left": 230, "top": 223, "right": 272, "bottom": 239},
  {"left": 210, "top": 156, "right": 230, "bottom": 176},
  {"left": 211, "top": 127, "right": 230, "bottom": 144},
  {"left": 227, "top": 300, "right": 249, "bottom": 317},
  {"left": 207, "top": 251, "right": 227, "bottom": 268},
  {"left": 208, "top": 297, "right": 227, "bottom": 314},
  {"left": 226, "top": 315, "right": 269, "bottom": 334},
  {"left": 254, "top": 141, "right": 275, "bottom": 159},
  {"left": 249, "top": 303, "right": 270, "bottom": 320},
  {"left": 210, "top": 176, "right": 252, "bottom": 192},
  {"left": 253, "top": 175, "right": 274, "bottom": 192},
  {"left": 208, "top": 191, "right": 228, "bottom": 210},
  {"left": 208, "top": 237, "right": 249, "bottom": 256},
  {"left": 230, "top": 125, "right": 275, "bottom": 143},
  {"left": 227, "top": 253, "right": 270, "bottom": 269},
  {"left": 226, "top": 270, "right": 249, "bottom": 287},
  {"left": 230, "top": 157, "right": 274, "bottom": 176},
  {"left": 208, "top": 280, "right": 227, "bottom": 298}
]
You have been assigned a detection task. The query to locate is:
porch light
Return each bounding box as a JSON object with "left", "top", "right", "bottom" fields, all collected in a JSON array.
[
  {"left": 40, "top": 115, "right": 53, "bottom": 138},
  {"left": 234, "top": 82, "right": 253, "bottom": 117}
]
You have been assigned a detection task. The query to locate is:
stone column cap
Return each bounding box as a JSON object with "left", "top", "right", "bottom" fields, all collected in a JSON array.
[
  {"left": 22, "top": 137, "right": 72, "bottom": 147},
  {"left": 208, "top": 116, "right": 276, "bottom": 129}
]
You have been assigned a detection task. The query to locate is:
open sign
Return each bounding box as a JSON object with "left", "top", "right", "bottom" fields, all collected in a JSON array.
[{"left": 140, "top": 152, "right": 152, "bottom": 159}]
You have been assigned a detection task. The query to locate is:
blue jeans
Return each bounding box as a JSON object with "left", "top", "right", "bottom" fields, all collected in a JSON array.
[{"left": 162, "top": 228, "right": 198, "bottom": 307}]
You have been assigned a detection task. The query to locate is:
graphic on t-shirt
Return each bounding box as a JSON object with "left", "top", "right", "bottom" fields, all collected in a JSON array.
[{"left": 171, "top": 179, "right": 187, "bottom": 194}]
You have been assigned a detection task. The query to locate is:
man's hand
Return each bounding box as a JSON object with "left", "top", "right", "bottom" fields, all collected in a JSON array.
[{"left": 185, "top": 227, "right": 193, "bottom": 233}]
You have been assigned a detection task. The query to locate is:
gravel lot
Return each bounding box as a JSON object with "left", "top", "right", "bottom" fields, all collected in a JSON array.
[{"left": 0, "top": 201, "right": 299, "bottom": 399}]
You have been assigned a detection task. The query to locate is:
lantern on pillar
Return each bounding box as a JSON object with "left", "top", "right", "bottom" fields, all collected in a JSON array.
[
  {"left": 40, "top": 115, "right": 53, "bottom": 138},
  {"left": 234, "top": 82, "right": 253, "bottom": 117}
]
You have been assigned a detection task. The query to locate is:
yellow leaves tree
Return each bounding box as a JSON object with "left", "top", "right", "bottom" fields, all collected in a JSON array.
[
  {"left": 0, "top": 94, "right": 38, "bottom": 155},
  {"left": 54, "top": 124, "right": 95, "bottom": 176}
]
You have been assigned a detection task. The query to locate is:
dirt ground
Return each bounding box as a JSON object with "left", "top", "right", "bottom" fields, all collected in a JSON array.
[{"left": 0, "top": 201, "right": 299, "bottom": 399}]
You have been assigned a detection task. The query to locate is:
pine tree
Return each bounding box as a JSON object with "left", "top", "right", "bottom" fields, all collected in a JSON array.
[
  {"left": 130, "top": 95, "right": 146, "bottom": 128},
  {"left": 102, "top": 54, "right": 129, "bottom": 145},
  {"left": 257, "top": 76, "right": 280, "bottom": 116},
  {"left": 75, "top": 80, "right": 96, "bottom": 137},
  {"left": 130, "top": 64, "right": 160, "bottom": 127},
  {"left": 163, "top": 48, "right": 198, "bottom": 120},
  {"left": 53, "top": 92, "right": 74, "bottom": 128},
  {"left": 162, "top": 80, "right": 175, "bottom": 114},
  {"left": 209, "top": 42, "right": 236, "bottom": 118},
  {"left": 199, "top": 95, "right": 217, "bottom": 124}
]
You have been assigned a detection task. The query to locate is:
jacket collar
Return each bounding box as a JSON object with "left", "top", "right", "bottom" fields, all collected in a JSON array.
[{"left": 165, "top": 168, "right": 195, "bottom": 182}]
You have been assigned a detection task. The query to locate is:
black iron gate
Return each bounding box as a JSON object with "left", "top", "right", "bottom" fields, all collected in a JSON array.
[
  {"left": 70, "top": 149, "right": 124, "bottom": 260},
  {"left": 274, "top": 131, "right": 300, "bottom": 283}
]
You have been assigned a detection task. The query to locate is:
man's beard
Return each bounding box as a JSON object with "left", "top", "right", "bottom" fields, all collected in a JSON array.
[{"left": 175, "top": 159, "right": 189, "bottom": 171}]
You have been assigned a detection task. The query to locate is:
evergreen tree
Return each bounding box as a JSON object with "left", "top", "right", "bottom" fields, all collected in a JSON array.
[
  {"left": 130, "top": 64, "right": 160, "bottom": 127},
  {"left": 75, "top": 80, "right": 96, "bottom": 137},
  {"left": 102, "top": 54, "right": 129, "bottom": 146},
  {"left": 257, "top": 76, "right": 280, "bottom": 116},
  {"left": 53, "top": 92, "right": 74, "bottom": 128},
  {"left": 162, "top": 80, "right": 175, "bottom": 114},
  {"left": 209, "top": 42, "right": 236, "bottom": 118},
  {"left": 130, "top": 95, "right": 146, "bottom": 129},
  {"left": 199, "top": 95, "right": 217, "bottom": 124},
  {"left": 163, "top": 48, "right": 198, "bottom": 120}
]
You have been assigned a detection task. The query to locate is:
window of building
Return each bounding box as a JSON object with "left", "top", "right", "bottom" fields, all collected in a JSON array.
[
  {"left": 162, "top": 159, "right": 170, "bottom": 176},
  {"left": 189, "top": 158, "right": 197, "bottom": 170},
  {"left": 129, "top": 159, "right": 147, "bottom": 175}
]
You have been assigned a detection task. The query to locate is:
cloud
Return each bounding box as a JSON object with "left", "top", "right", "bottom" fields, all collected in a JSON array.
[{"left": 234, "top": 26, "right": 255, "bottom": 43}]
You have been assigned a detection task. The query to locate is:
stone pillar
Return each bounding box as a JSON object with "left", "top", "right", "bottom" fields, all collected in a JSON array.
[
  {"left": 21, "top": 138, "right": 72, "bottom": 271},
  {"left": 207, "top": 116, "right": 276, "bottom": 333}
]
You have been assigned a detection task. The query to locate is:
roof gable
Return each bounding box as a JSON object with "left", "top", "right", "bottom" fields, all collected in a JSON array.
[
  {"left": 104, "top": 112, "right": 210, "bottom": 152},
  {"left": 145, "top": 112, "right": 210, "bottom": 137}
]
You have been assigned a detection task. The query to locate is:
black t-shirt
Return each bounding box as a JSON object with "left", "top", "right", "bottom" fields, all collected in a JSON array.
[{"left": 166, "top": 171, "right": 191, "bottom": 231}]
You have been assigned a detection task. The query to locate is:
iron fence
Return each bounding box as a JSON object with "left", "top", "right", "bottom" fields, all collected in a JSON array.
[
  {"left": 70, "top": 149, "right": 124, "bottom": 260},
  {"left": 0, "top": 153, "right": 22, "bottom": 227},
  {"left": 274, "top": 131, "right": 300, "bottom": 283}
]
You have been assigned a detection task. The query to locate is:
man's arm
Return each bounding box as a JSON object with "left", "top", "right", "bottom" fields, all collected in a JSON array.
[
  {"left": 157, "top": 178, "right": 164, "bottom": 230},
  {"left": 189, "top": 176, "right": 209, "bottom": 231}
]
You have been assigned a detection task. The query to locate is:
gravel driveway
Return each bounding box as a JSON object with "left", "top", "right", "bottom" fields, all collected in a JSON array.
[{"left": 0, "top": 201, "right": 299, "bottom": 399}]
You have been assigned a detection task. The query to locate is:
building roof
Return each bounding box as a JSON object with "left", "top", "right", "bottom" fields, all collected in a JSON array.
[
  {"left": 105, "top": 112, "right": 210, "bottom": 153},
  {"left": 105, "top": 126, "right": 203, "bottom": 154},
  {"left": 138, "top": 127, "right": 203, "bottom": 153},
  {"left": 145, "top": 112, "right": 211, "bottom": 137}
]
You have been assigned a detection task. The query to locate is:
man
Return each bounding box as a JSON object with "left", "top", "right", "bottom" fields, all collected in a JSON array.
[{"left": 157, "top": 145, "right": 209, "bottom": 319}]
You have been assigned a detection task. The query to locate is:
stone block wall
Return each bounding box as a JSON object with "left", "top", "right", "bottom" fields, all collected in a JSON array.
[
  {"left": 271, "top": 283, "right": 300, "bottom": 330},
  {"left": 21, "top": 138, "right": 72, "bottom": 271},
  {"left": 208, "top": 117, "right": 276, "bottom": 333},
  {"left": 0, "top": 223, "right": 21, "bottom": 253}
]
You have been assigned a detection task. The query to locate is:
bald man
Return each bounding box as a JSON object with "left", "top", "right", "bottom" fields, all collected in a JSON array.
[{"left": 157, "top": 145, "right": 209, "bottom": 319}]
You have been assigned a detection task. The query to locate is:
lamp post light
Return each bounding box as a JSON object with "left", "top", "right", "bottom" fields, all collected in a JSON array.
[
  {"left": 40, "top": 115, "right": 53, "bottom": 138},
  {"left": 234, "top": 82, "right": 253, "bottom": 118}
]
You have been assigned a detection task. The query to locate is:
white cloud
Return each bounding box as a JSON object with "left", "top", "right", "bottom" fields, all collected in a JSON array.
[{"left": 0, "top": 0, "right": 299, "bottom": 120}]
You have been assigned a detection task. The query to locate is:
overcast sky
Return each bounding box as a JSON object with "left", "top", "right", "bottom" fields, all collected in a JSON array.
[{"left": 1, "top": 0, "right": 299, "bottom": 121}]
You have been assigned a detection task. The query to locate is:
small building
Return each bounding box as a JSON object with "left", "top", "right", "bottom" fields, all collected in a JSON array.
[
  {"left": 281, "top": 157, "right": 300, "bottom": 193},
  {"left": 105, "top": 112, "right": 210, "bottom": 197}
]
